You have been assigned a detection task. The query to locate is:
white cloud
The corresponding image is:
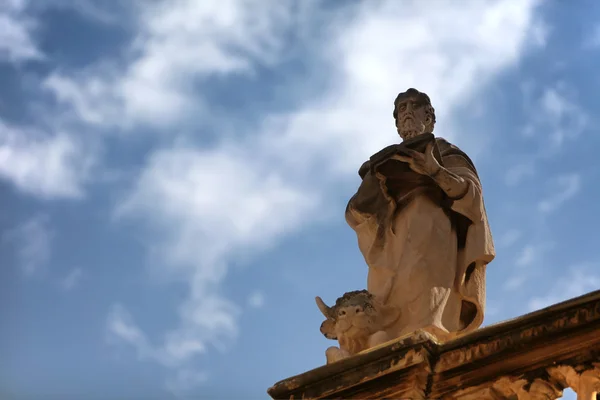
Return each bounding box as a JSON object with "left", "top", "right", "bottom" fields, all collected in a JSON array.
[
  {"left": 528, "top": 265, "right": 600, "bottom": 311},
  {"left": 582, "top": 23, "right": 600, "bottom": 49},
  {"left": 116, "top": 147, "right": 319, "bottom": 272},
  {"left": 505, "top": 162, "right": 535, "bottom": 186},
  {"left": 538, "top": 173, "right": 581, "bottom": 213},
  {"left": 107, "top": 304, "right": 155, "bottom": 360},
  {"left": 247, "top": 291, "right": 265, "bottom": 309},
  {"left": 60, "top": 268, "right": 83, "bottom": 290},
  {"left": 516, "top": 244, "right": 540, "bottom": 267},
  {"left": 165, "top": 369, "right": 208, "bottom": 398},
  {"left": 77, "top": 0, "right": 547, "bottom": 390},
  {"left": 113, "top": 146, "right": 317, "bottom": 366},
  {"left": 528, "top": 17, "right": 549, "bottom": 47},
  {"left": 107, "top": 298, "right": 234, "bottom": 373},
  {"left": 2, "top": 215, "right": 53, "bottom": 277},
  {"left": 524, "top": 83, "right": 589, "bottom": 149},
  {"left": 0, "top": 0, "right": 44, "bottom": 63},
  {"left": 504, "top": 242, "right": 552, "bottom": 290},
  {"left": 43, "top": 0, "right": 301, "bottom": 129},
  {"left": 497, "top": 229, "right": 522, "bottom": 248},
  {"left": 0, "top": 2, "right": 93, "bottom": 201},
  {"left": 541, "top": 87, "right": 588, "bottom": 147},
  {"left": 259, "top": 0, "right": 546, "bottom": 176},
  {"left": 0, "top": 121, "right": 92, "bottom": 199},
  {"left": 504, "top": 275, "right": 528, "bottom": 291}
]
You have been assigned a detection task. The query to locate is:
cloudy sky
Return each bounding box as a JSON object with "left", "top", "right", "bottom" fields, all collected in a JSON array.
[{"left": 1, "top": 0, "right": 599, "bottom": 399}]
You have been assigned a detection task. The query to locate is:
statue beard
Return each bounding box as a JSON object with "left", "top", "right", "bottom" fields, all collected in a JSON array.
[{"left": 398, "top": 114, "right": 426, "bottom": 140}]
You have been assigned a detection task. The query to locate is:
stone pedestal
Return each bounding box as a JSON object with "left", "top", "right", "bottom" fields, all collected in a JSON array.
[{"left": 268, "top": 290, "right": 600, "bottom": 400}]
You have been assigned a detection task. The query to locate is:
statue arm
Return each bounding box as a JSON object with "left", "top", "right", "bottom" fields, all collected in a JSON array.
[
  {"left": 391, "top": 141, "right": 470, "bottom": 201},
  {"left": 432, "top": 166, "right": 484, "bottom": 223},
  {"left": 430, "top": 166, "right": 469, "bottom": 200}
]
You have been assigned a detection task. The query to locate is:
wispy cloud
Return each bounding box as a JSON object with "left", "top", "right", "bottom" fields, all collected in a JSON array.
[
  {"left": 528, "top": 265, "right": 600, "bottom": 311},
  {"left": 497, "top": 229, "right": 522, "bottom": 249},
  {"left": 106, "top": 304, "right": 156, "bottom": 360},
  {"left": 247, "top": 291, "right": 265, "bottom": 309},
  {"left": 504, "top": 242, "right": 552, "bottom": 291},
  {"left": 43, "top": 0, "right": 301, "bottom": 129},
  {"left": 113, "top": 146, "right": 316, "bottom": 366},
  {"left": 541, "top": 86, "right": 588, "bottom": 147},
  {"left": 107, "top": 300, "right": 225, "bottom": 390},
  {"left": 523, "top": 83, "right": 589, "bottom": 150},
  {"left": 0, "top": 121, "right": 92, "bottom": 199},
  {"left": 538, "top": 173, "right": 581, "bottom": 213},
  {"left": 60, "top": 268, "right": 83, "bottom": 291},
  {"left": 505, "top": 162, "right": 535, "bottom": 187},
  {"left": 516, "top": 244, "right": 541, "bottom": 267},
  {"left": 0, "top": 2, "right": 95, "bottom": 200},
  {"left": 0, "top": 0, "right": 44, "bottom": 63},
  {"left": 3, "top": 215, "right": 53, "bottom": 277},
  {"left": 503, "top": 276, "right": 527, "bottom": 291},
  {"left": 165, "top": 369, "right": 208, "bottom": 398},
  {"left": 582, "top": 23, "right": 600, "bottom": 49},
  {"left": 260, "top": 0, "right": 546, "bottom": 176}
]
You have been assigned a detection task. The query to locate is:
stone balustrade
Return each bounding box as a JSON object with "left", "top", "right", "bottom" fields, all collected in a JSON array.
[{"left": 267, "top": 289, "right": 600, "bottom": 400}]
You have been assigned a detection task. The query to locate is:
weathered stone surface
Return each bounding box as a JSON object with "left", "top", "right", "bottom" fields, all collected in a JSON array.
[{"left": 267, "top": 289, "right": 600, "bottom": 400}]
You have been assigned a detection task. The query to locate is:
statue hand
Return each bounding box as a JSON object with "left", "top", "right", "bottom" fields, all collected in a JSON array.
[{"left": 391, "top": 142, "right": 441, "bottom": 177}]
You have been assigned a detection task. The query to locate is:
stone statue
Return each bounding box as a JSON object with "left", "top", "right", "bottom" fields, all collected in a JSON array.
[
  {"left": 315, "top": 285, "right": 400, "bottom": 364},
  {"left": 345, "top": 88, "right": 495, "bottom": 342}
]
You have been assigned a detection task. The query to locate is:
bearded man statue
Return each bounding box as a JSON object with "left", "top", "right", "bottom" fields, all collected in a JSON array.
[{"left": 345, "top": 88, "right": 495, "bottom": 342}]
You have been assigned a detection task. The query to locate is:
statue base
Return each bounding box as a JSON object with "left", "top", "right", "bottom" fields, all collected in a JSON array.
[{"left": 267, "top": 290, "right": 600, "bottom": 400}]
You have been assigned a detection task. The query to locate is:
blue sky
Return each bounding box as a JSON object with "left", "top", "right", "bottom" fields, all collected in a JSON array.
[{"left": 1, "top": 0, "right": 599, "bottom": 399}]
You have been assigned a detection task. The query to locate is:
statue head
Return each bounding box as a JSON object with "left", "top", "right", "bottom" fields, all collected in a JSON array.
[
  {"left": 315, "top": 290, "right": 383, "bottom": 341},
  {"left": 393, "top": 88, "right": 436, "bottom": 140}
]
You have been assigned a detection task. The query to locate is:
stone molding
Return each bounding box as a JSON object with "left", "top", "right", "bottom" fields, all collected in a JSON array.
[{"left": 267, "top": 290, "right": 600, "bottom": 400}]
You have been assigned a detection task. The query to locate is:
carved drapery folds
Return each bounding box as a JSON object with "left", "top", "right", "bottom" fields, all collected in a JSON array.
[{"left": 268, "top": 290, "right": 600, "bottom": 400}]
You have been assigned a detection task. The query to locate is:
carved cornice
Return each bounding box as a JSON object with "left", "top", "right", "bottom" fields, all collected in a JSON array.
[
  {"left": 267, "top": 332, "right": 436, "bottom": 399},
  {"left": 431, "top": 289, "right": 600, "bottom": 398},
  {"left": 267, "top": 290, "right": 600, "bottom": 400},
  {"left": 437, "top": 293, "right": 600, "bottom": 372}
]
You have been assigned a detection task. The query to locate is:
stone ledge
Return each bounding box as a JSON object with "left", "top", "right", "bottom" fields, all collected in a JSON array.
[{"left": 267, "top": 289, "right": 600, "bottom": 399}]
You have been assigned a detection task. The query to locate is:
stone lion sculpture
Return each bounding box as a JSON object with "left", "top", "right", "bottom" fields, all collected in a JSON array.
[{"left": 316, "top": 288, "right": 401, "bottom": 364}]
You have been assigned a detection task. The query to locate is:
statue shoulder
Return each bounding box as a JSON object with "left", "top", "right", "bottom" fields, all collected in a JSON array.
[
  {"left": 435, "top": 136, "right": 477, "bottom": 171},
  {"left": 435, "top": 136, "right": 458, "bottom": 151},
  {"left": 358, "top": 160, "right": 371, "bottom": 179}
]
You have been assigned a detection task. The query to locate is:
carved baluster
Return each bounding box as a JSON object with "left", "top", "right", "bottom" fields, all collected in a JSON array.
[
  {"left": 548, "top": 364, "right": 600, "bottom": 400},
  {"left": 448, "top": 385, "right": 503, "bottom": 400},
  {"left": 525, "top": 378, "right": 563, "bottom": 400},
  {"left": 485, "top": 376, "right": 562, "bottom": 400},
  {"left": 577, "top": 365, "right": 600, "bottom": 400},
  {"left": 488, "top": 376, "right": 528, "bottom": 399}
]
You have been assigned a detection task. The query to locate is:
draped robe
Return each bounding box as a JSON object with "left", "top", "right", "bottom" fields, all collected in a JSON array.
[{"left": 345, "top": 135, "right": 495, "bottom": 340}]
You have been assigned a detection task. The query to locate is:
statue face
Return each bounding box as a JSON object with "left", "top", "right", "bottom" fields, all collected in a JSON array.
[{"left": 395, "top": 96, "right": 432, "bottom": 140}]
